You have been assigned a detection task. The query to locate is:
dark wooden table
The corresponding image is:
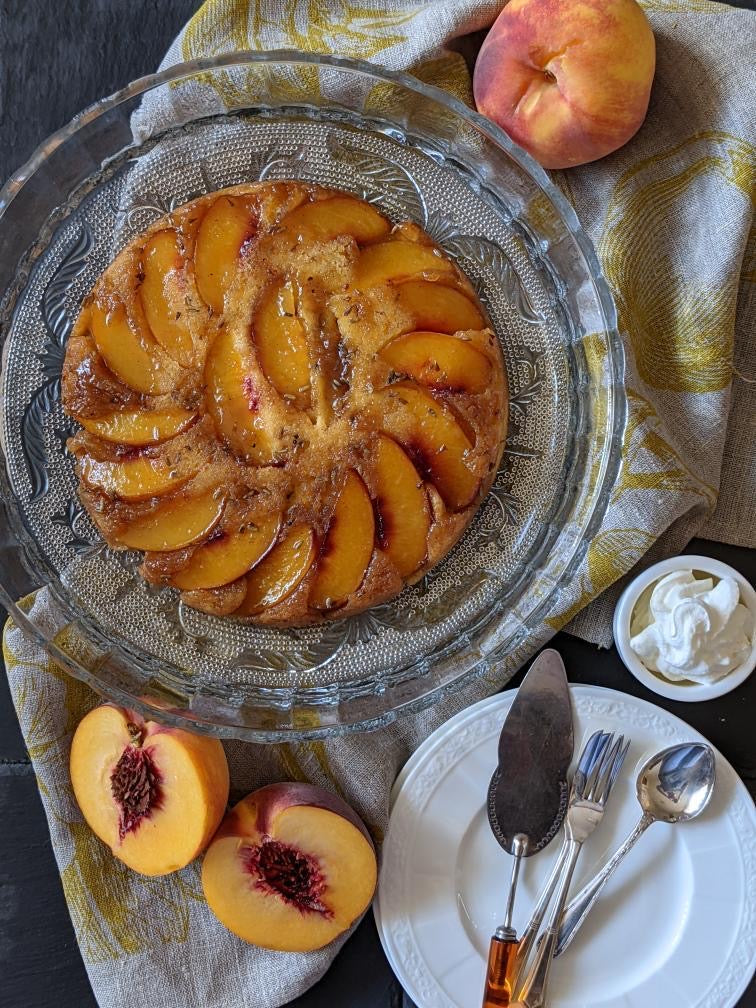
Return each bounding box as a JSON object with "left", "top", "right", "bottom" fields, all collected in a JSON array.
[{"left": 1, "top": 3, "right": 755, "bottom": 1006}]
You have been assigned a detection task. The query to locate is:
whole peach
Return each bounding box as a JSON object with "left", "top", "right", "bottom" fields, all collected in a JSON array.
[{"left": 473, "top": 0, "right": 656, "bottom": 170}]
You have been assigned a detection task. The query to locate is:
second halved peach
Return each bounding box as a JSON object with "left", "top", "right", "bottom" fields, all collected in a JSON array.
[{"left": 202, "top": 783, "right": 377, "bottom": 952}]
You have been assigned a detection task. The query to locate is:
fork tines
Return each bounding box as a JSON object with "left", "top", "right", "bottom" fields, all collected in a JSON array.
[{"left": 575, "top": 731, "right": 630, "bottom": 805}]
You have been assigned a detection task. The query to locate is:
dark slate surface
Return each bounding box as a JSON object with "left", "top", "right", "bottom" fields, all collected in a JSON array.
[{"left": 1, "top": 2, "right": 755, "bottom": 1006}]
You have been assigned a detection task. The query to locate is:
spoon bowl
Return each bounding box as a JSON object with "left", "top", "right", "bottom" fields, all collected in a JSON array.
[{"left": 637, "top": 742, "right": 716, "bottom": 824}]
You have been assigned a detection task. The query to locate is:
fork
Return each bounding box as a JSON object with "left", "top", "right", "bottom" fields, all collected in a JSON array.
[
  {"left": 508, "top": 730, "right": 609, "bottom": 990},
  {"left": 515, "top": 730, "right": 630, "bottom": 1008}
]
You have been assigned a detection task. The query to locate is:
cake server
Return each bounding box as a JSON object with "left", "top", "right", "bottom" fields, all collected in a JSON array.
[{"left": 481, "top": 649, "right": 573, "bottom": 1008}]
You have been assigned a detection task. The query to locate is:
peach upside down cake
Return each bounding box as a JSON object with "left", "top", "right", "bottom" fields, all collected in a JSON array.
[{"left": 62, "top": 182, "right": 507, "bottom": 625}]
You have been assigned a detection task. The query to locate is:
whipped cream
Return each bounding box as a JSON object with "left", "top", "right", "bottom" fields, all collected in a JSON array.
[{"left": 630, "top": 570, "right": 753, "bottom": 684}]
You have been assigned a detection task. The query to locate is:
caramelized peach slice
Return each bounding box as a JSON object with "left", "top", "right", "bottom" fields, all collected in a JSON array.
[
  {"left": 374, "top": 435, "right": 430, "bottom": 577},
  {"left": 253, "top": 281, "right": 311, "bottom": 408},
  {"left": 205, "top": 325, "right": 274, "bottom": 464},
  {"left": 237, "top": 525, "right": 316, "bottom": 616},
  {"left": 79, "top": 408, "right": 196, "bottom": 446},
  {"left": 182, "top": 580, "right": 247, "bottom": 617},
  {"left": 382, "top": 383, "right": 479, "bottom": 511},
  {"left": 170, "top": 513, "right": 280, "bottom": 591},
  {"left": 140, "top": 230, "right": 194, "bottom": 367},
  {"left": 90, "top": 302, "right": 180, "bottom": 395},
  {"left": 194, "top": 194, "right": 259, "bottom": 312},
  {"left": 81, "top": 453, "right": 197, "bottom": 501},
  {"left": 118, "top": 491, "right": 225, "bottom": 551},
  {"left": 394, "top": 280, "right": 485, "bottom": 333},
  {"left": 202, "top": 783, "right": 377, "bottom": 951},
  {"left": 310, "top": 470, "right": 374, "bottom": 610},
  {"left": 70, "top": 704, "right": 229, "bottom": 876},
  {"left": 355, "top": 240, "right": 454, "bottom": 290},
  {"left": 381, "top": 331, "right": 492, "bottom": 392},
  {"left": 281, "top": 195, "right": 390, "bottom": 244}
]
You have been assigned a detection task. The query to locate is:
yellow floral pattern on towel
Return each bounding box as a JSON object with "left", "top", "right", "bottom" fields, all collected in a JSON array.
[
  {"left": 599, "top": 131, "right": 753, "bottom": 394},
  {"left": 3, "top": 1, "right": 754, "bottom": 1004}
]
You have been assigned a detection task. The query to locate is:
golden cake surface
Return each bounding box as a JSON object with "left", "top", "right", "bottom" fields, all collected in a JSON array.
[{"left": 62, "top": 182, "right": 507, "bottom": 625}]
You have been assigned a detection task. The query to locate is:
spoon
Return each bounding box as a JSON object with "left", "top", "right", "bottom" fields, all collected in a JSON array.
[{"left": 555, "top": 741, "right": 716, "bottom": 957}]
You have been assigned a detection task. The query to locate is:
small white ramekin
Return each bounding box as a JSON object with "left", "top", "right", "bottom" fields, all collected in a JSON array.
[{"left": 613, "top": 554, "right": 756, "bottom": 701}]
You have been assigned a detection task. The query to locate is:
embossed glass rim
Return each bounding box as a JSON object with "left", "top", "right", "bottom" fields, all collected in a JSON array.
[
  {"left": 0, "top": 49, "right": 618, "bottom": 327},
  {"left": 0, "top": 51, "right": 624, "bottom": 740}
]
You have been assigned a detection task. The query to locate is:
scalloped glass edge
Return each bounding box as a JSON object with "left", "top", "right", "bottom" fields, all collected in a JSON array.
[{"left": 0, "top": 50, "right": 625, "bottom": 740}]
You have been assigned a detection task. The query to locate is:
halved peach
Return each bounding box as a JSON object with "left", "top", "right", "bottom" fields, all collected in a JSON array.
[
  {"left": 237, "top": 524, "right": 316, "bottom": 616},
  {"left": 381, "top": 331, "right": 492, "bottom": 392},
  {"left": 355, "top": 240, "right": 454, "bottom": 289},
  {"left": 202, "top": 783, "right": 377, "bottom": 951},
  {"left": 310, "top": 470, "right": 374, "bottom": 611},
  {"left": 90, "top": 302, "right": 180, "bottom": 395},
  {"left": 79, "top": 408, "right": 196, "bottom": 446},
  {"left": 118, "top": 491, "right": 225, "bottom": 551},
  {"left": 373, "top": 435, "right": 430, "bottom": 577},
  {"left": 382, "top": 383, "right": 479, "bottom": 511},
  {"left": 170, "top": 513, "right": 280, "bottom": 591},
  {"left": 280, "top": 195, "right": 390, "bottom": 244},
  {"left": 394, "top": 279, "right": 485, "bottom": 333},
  {"left": 253, "top": 280, "right": 311, "bottom": 408},
  {"left": 140, "top": 229, "right": 194, "bottom": 367},
  {"left": 205, "top": 325, "right": 274, "bottom": 464},
  {"left": 81, "top": 453, "right": 197, "bottom": 501},
  {"left": 70, "top": 704, "right": 229, "bottom": 876},
  {"left": 194, "top": 194, "right": 259, "bottom": 312}
]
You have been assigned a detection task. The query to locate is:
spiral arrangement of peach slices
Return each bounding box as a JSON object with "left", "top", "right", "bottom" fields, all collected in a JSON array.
[{"left": 62, "top": 182, "right": 507, "bottom": 625}]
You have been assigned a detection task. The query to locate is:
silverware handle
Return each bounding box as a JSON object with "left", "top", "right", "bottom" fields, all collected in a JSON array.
[
  {"left": 518, "top": 840, "right": 582, "bottom": 1007},
  {"left": 510, "top": 834, "right": 570, "bottom": 990},
  {"left": 555, "top": 813, "right": 653, "bottom": 957},
  {"left": 482, "top": 935, "right": 519, "bottom": 1007},
  {"left": 505, "top": 846, "right": 525, "bottom": 928}
]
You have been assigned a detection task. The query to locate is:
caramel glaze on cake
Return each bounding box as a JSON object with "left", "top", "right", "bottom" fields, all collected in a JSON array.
[{"left": 62, "top": 182, "right": 508, "bottom": 626}]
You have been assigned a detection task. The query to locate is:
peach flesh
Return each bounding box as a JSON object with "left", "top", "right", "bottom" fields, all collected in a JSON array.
[
  {"left": 202, "top": 783, "right": 377, "bottom": 952},
  {"left": 70, "top": 704, "right": 230, "bottom": 876}
]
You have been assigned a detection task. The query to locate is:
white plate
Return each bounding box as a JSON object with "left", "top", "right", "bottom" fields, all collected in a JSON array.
[{"left": 374, "top": 685, "right": 756, "bottom": 1008}]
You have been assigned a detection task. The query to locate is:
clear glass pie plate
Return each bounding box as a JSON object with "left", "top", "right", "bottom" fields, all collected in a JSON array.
[{"left": 0, "top": 52, "right": 624, "bottom": 741}]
